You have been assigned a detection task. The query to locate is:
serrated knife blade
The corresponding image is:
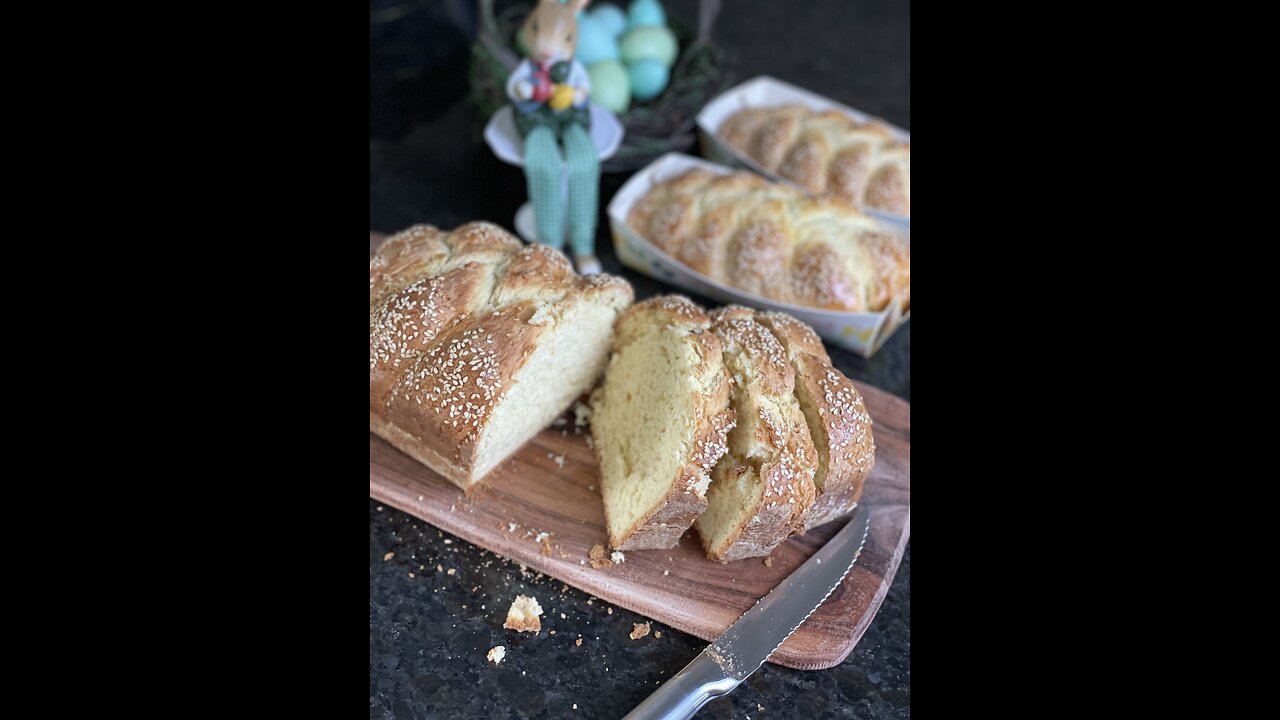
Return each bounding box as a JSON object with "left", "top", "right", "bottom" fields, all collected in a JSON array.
[{"left": 622, "top": 504, "right": 872, "bottom": 720}]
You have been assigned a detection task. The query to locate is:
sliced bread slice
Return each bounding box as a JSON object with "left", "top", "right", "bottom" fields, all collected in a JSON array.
[
  {"left": 696, "top": 306, "right": 818, "bottom": 562},
  {"left": 755, "top": 311, "right": 875, "bottom": 529},
  {"left": 591, "top": 296, "right": 736, "bottom": 550}
]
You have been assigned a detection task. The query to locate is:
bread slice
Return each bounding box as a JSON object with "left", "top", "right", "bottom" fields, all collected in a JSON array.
[
  {"left": 370, "top": 223, "right": 634, "bottom": 490},
  {"left": 696, "top": 306, "right": 818, "bottom": 561},
  {"left": 590, "top": 296, "right": 736, "bottom": 550},
  {"left": 755, "top": 311, "right": 875, "bottom": 529}
]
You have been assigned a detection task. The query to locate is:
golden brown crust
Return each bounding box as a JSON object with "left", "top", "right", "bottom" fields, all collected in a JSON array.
[
  {"left": 369, "top": 224, "right": 451, "bottom": 308},
  {"left": 755, "top": 311, "right": 875, "bottom": 529},
  {"left": 717, "top": 104, "right": 910, "bottom": 216},
  {"left": 369, "top": 223, "right": 633, "bottom": 489},
  {"left": 626, "top": 169, "right": 910, "bottom": 313},
  {"left": 595, "top": 295, "right": 736, "bottom": 551}
]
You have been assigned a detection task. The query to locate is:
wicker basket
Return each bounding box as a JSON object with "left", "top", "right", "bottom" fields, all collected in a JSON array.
[{"left": 470, "top": 0, "right": 732, "bottom": 173}]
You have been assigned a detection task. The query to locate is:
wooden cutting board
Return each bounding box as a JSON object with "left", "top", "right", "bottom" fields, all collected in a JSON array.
[{"left": 368, "top": 232, "right": 911, "bottom": 670}]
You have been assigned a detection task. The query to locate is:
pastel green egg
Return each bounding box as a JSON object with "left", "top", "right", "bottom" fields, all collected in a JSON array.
[
  {"left": 627, "top": 0, "right": 667, "bottom": 28},
  {"left": 590, "top": 3, "right": 628, "bottom": 38},
  {"left": 619, "top": 25, "right": 677, "bottom": 67},
  {"left": 575, "top": 16, "right": 619, "bottom": 66},
  {"left": 627, "top": 57, "right": 668, "bottom": 101},
  {"left": 588, "top": 60, "right": 631, "bottom": 114}
]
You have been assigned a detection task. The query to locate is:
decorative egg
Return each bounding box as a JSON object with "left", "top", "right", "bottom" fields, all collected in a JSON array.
[
  {"left": 574, "top": 16, "right": 619, "bottom": 66},
  {"left": 549, "top": 84, "right": 576, "bottom": 111},
  {"left": 590, "top": 3, "right": 629, "bottom": 38},
  {"left": 588, "top": 60, "right": 631, "bottom": 114},
  {"left": 627, "top": 57, "right": 668, "bottom": 101},
  {"left": 627, "top": 0, "right": 667, "bottom": 29},
  {"left": 619, "top": 26, "right": 677, "bottom": 67}
]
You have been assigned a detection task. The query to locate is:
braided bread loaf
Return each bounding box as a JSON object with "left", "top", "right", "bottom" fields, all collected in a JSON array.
[
  {"left": 718, "top": 104, "right": 910, "bottom": 216},
  {"left": 370, "top": 222, "right": 633, "bottom": 490},
  {"left": 627, "top": 168, "right": 910, "bottom": 313},
  {"left": 590, "top": 294, "right": 875, "bottom": 561}
]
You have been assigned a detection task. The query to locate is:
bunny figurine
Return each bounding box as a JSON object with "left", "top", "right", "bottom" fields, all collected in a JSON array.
[{"left": 506, "top": 0, "right": 602, "bottom": 275}]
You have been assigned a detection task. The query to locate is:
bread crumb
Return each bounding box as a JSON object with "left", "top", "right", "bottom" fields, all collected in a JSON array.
[
  {"left": 383, "top": 552, "right": 394, "bottom": 561},
  {"left": 589, "top": 544, "right": 611, "bottom": 569},
  {"left": 560, "top": 613, "right": 566, "bottom": 619},
  {"left": 764, "top": 556, "right": 774, "bottom": 567},
  {"left": 611, "top": 550, "right": 625, "bottom": 564},
  {"left": 758, "top": 704, "right": 765, "bottom": 711},
  {"left": 607, "top": 607, "right": 613, "bottom": 615},
  {"left": 449, "top": 503, "right": 455, "bottom": 512},
  {"left": 504, "top": 595, "right": 543, "bottom": 633},
  {"left": 443, "top": 539, "right": 452, "bottom": 545},
  {"left": 573, "top": 400, "right": 592, "bottom": 427},
  {"left": 436, "top": 564, "right": 443, "bottom": 572},
  {"left": 552, "top": 453, "right": 566, "bottom": 468},
  {"left": 417, "top": 494, "right": 424, "bottom": 502},
  {"left": 654, "top": 631, "right": 662, "bottom": 639},
  {"left": 541, "top": 538, "right": 553, "bottom": 556},
  {"left": 486, "top": 646, "right": 505, "bottom": 664},
  {"left": 572, "top": 704, "right": 578, "bottom": 710},
  {"left": 408, "top": 572, "right": 414, "bottom": 578},
  {"left": 630, "top": 622, "right": 651, "bottom": 640},
  {"left": 447, "top": 568, "right": 456, "bottom": 575},
  {"left": 534, "top": 531, "right": 551, "bottom": 543},
  {"left": 663, "top": 569, "right": 669, "bottom": 576},
  {"left": 575, "top": 638, "right": 582, "bottom": 646},
  {"left": 507, "top": 522, "right": 518, "bottom": 533}
]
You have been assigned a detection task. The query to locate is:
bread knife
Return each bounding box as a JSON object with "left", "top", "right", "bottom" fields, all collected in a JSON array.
[{"left": 622, "top": 504, "right": 872, "bottom": 720}]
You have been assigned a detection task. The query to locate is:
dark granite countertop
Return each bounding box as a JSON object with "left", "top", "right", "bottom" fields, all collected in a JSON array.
[{"left": 370, "top": 1, "right": 909, "bottom": 717}]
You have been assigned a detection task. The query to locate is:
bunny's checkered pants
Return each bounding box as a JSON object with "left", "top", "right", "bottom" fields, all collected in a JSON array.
[{"left": 523, "top": 123, "right": 598, "bottom": 257}]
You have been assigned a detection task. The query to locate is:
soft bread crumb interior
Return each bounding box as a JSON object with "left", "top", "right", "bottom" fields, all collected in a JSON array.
[
  {"left": 474, "top": 299, "right": 617, "bottom": 479},
  {"left": 594, "top": 324, "right": 706, "bottom": 543},
  {"left": 697, "top": 461, "right": 763, "bottom": 555}
]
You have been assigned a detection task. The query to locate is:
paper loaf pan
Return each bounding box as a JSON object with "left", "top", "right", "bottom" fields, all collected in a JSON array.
[
  {"left": 606, "top": 152, "right": 909, "bottom": 358},
  {"left": 695, "top": 75, "right": 910, "bottom": 230}
]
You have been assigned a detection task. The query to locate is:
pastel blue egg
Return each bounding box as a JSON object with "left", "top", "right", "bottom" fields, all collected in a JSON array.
[
  {"left": 627, "top": 57, "right": 669, "bottom": 101},
  {"left": 627, "top": 0, "right": 667, "bottom": 29},
  {"left": 590, "top": 3, "right": 629, "bottom": 38},
  {"left": 574, "top": 16, "right": 619, "bottom": 66}
]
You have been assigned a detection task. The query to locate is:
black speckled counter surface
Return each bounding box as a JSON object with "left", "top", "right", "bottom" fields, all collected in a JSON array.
[{"left": 370, "top": 1, "right": 909, "bottom": 716}]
